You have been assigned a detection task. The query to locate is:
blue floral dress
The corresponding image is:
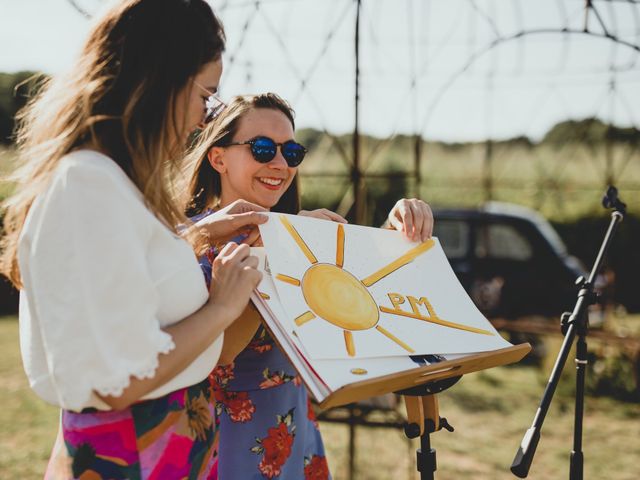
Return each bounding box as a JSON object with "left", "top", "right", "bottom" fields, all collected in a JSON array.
[{"left": 194, "top": 211, "right": 331, "bottom": 480}]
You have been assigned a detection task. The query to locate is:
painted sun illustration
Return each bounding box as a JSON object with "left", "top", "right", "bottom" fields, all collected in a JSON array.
[{"left": 275, "top": 215, "right": 493, "bottom": 357}]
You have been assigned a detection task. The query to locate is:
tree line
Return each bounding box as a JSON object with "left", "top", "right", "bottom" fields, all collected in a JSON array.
[{"left": 2, "top": 71, "right": 640, "bottom": 147}]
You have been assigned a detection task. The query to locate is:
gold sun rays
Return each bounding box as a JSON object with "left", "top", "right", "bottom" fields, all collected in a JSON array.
[
  {"left": 361, "top": 240, "right": 435, "bottom": 287},
  {"left": 274, "top": 215, "right": 492, "bottom": 357},
  {"left": 336, "top": 223, "right": 345, "bottom": 268},
  {"left": 295, "top": 311, "right": 316, "bottom": 326},
  {"left": 379, "top": 305, "right": 493, "bottom": 335},
  {"left": 280, "top": 216, "right": 318, "bottom": 264}
]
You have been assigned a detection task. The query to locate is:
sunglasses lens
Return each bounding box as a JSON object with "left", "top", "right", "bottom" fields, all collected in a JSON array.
[
  {"left": 251, "top": 137, "right": 277, "bottom": 163},
  {"left": 282, "top": 141, "right": 306, "bottom": 167}
]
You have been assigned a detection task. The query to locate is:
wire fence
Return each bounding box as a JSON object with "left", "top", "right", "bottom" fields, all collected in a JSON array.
[{"left": 67, "top": 0, "right": 640, "bottom": 222}]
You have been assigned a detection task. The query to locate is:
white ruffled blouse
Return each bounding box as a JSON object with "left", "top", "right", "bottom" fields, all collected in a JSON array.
[{"left": 18, "top": 150, "right": 222, "bottom": 412}]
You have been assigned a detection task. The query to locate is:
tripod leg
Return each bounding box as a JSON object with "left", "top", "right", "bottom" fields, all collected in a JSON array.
[
  {"left": 570, "top": 333, "right": 587, "bottom": 480},
  {"left": 348, "top": 406, "right": 356, "bottom": 480}
]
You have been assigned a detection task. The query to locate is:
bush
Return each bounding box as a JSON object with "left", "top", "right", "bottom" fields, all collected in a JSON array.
[
  {"left": 0, "top": 71, "right": 43, "bottom": 144},
  {"left": 586, "top": 345, "right": 640, "bottom": 402},
  {"left": 553, "top": 215, "right": 640, "bottom": 313}
]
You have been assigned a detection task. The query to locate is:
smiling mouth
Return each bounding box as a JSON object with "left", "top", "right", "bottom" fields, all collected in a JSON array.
[{"left": 258, "top": 177, "right": 284, "bottom": 187}]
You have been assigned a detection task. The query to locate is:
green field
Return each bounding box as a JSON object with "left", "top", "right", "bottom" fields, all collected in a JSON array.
[
  {"left": 4, "top": 124, "right": 640, "bottom": 224},
  {"left": 296, "top": 131, "right": 640, "bottom": 224},
  {"left": 0, "top": 146, "right": 18, "bottom": 202},
  {"left": 1, "top": 316, "right": 638, "bottom": 479}
]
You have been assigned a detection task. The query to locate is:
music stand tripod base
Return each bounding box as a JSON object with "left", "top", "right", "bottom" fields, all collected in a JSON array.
[{"left": 396, "top": 375, "right": 461, "bottom": 480}]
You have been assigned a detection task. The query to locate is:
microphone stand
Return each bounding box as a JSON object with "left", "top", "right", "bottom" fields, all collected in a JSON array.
[{"left": 510, "top": 186, "right": 626, "bottom": 479}]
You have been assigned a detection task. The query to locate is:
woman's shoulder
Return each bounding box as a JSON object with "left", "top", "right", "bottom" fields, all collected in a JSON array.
[
  {"left": 23, "top": 150, "right": 148, "bottom": 238},
  {"left": 56, "top": 149, "right": 138, "bottom": 193}
]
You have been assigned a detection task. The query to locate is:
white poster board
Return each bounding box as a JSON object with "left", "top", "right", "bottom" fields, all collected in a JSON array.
[{"left": 259, "top": 213, "right": 511, "bottom": 360}]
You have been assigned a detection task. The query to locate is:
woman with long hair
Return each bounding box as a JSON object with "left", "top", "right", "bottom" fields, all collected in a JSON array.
[
  {"left": 182, "top": 92, "right": 433, "bottom": 478},
  {"left": 0, "top": 1, "right": 266, "bottom": 478}
]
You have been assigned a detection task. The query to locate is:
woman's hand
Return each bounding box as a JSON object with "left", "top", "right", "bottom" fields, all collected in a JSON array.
[
  {"left": 195, "top": 199, "right": 268, "bottom": 246},
  {"left": 209, "top": 242, "right": 262, "bottom": 323},
  {"left": 298, "top": 208, "right": 348, "bottom": 223},
  {"left": 386, "top": 198, "right": 434, "bottom": 242}
]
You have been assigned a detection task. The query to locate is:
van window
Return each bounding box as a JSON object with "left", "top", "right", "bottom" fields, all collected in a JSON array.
[
  {"left": 435, "top": 220, "right": 469, "bottom": 259},
  {"left": 476, "top": 223, "right": 533, "bottom": 260}
]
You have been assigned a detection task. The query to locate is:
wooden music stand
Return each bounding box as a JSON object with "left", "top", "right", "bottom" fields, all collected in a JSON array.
[{"left": 394, "top": 343, "right": 532, "bottom": 480}]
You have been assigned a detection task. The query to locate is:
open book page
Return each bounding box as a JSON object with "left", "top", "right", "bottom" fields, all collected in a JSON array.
[
  {"left": 250, "top": 249, "right": 327, "bottom": 399},
  {"left": 257, "top": 213, "right": 512, "bottom": 360}
]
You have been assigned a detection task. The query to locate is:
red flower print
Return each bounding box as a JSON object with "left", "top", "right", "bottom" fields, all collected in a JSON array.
[
  {"left": 226, "top": 392, "right": 256, "bottom": 423},
  {"left": 257, "top": 461, "right": 280, "bottom": 479},
  {"left": 250, "top": 342, "right": 273, "bottom": 354},
  {"left": 205, "top": 247, "right": 216, "bottom": 266},
  {"left": 247, "top": 327, "right": 274, "bottom": 353},
  {"left": 259, "top": 368, "right": 298, "bottom": 390},
  {"left": 258, "top": 423, "right": 294, "bottom": 478},
  {"left": 213, "top": 389, "right": 255, "bottom": 423},
  {"left": 304, "top": 455, "right": 330, "bottom": 480},
  {"left": 209, "top": 364, "right": 235, "bottom": 387},
  {"left": 208, "top": 364, "right": 256, "bottom": 423},
  {"left": 293, "top": 375, "right": 302, "bottom": 386},
  {"left": 306, "top": 396, "right": 319, "bottom": 428},
  {"left": 259, "top": 373, "right": 284, "bottom": 389},
  {"left": 251, "top": 409, "right": 296, "bottom": 479},
  {"left": 212, "top": 385, "right": 227, "bottom": 405}
]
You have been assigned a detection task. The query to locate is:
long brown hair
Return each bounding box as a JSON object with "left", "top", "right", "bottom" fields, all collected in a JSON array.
[
  {"left": 183, "top": 93, "right": 301, "bottom": 219},
  {"left": 1, "top": 0, "right": 225, "bottom": 287}
]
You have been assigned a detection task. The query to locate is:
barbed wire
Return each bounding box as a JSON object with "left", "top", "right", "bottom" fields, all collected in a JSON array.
[
  {"left": 419, "top": 27, "right": 640, "bottom": 136},
  {"left": 66, "top": 0, "right": 94, "bottom": 18},
  {"left": 63, "top": 0, "right": 640, "bottom": 220}
]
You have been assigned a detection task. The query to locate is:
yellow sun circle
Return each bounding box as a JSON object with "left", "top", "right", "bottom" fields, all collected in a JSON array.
[{"left": 301, "top": 263, "right": 379, "bottom": 331}]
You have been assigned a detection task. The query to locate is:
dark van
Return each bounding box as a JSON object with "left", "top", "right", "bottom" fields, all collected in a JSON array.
[{"left": 433, "top": 202, "right": 586, "bottom": 319}]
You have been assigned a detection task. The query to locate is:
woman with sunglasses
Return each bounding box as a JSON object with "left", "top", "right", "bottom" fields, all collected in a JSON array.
[
  {"left": 0, "top": 1, "right": 269, "bottom": 478},
  {"left": 183, "top": 93, "right": 434, "bottom": 479}
]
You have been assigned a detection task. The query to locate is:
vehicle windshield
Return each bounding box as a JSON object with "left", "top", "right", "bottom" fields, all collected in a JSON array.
[
  {"left": 483, "top": 202, "right": 568, "bottom": 257},
  {"left": 531, "top": 218, "right": 568, "bottom": 256}
]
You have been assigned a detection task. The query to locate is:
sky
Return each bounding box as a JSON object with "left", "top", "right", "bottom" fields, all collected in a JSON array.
[{"left": 1, "top": 0, "right": 639, "bottom": 141}]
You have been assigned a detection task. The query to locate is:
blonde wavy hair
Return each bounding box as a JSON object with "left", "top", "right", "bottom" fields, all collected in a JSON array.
[{"left": 0, "top": 0, "right": 225, "bottom": 288}]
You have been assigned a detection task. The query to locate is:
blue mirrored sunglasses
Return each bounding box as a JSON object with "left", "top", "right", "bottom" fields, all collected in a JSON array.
[{"left": 224, "top": 136, "right": 307, "bottom": 167}]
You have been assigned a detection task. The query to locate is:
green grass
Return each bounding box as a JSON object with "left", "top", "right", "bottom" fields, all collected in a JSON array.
[
  {"left": 2, "top": 137, "right": 639, "bottom": 221},
  {"left": 1, "top": 315, "right": 638, "bottom": 479},
  {"left": 0, "top": 317, "right": 59, "bottom": 479},
  {"left": 297, "top": 136, "right": 640, "bottom": 223},
  {"left": 0, "top": 146, "right": 18, "bottom": 201}
]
